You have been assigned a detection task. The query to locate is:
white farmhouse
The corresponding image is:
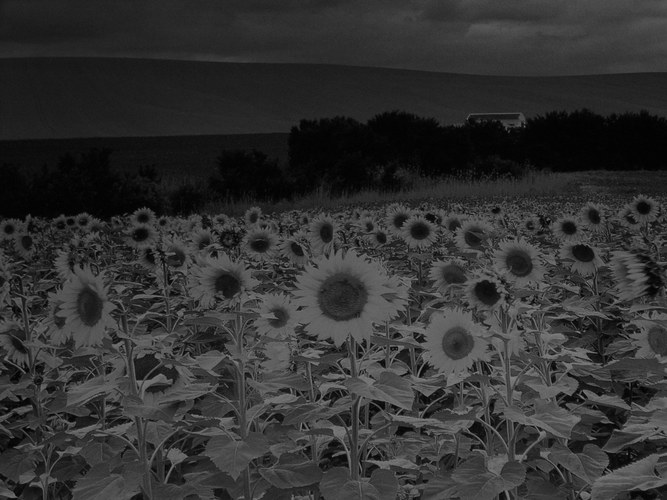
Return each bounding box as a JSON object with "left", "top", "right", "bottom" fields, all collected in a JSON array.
[{"left": 466, "top": 112, "right": 526, "bottom": 130}]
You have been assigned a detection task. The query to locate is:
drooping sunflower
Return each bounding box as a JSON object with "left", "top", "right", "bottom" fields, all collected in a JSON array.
[
  {"left": 580, "top": 202, "right": 606, "bottom": 232},
  {"left": 254, "top": 293, "right": 299, "bottom": 338},
  {"left": 629, "top": 313, "right": 667, "bottom": 360},
  {"left": 244, "top": 228, "right": 279, "bottom": 262},
  {"left": 53, "top": 215, "right": 68, "bottom": 232},
  {"left": 164, "top": 239, "right": 190, "bottom": 271},
  {"left": 130, "top": 207, "right": 157, "bottom": 226},
  {"left": 466, "top": 274, "right": 507, "bottom": 311},
  {"left": 618, "top": 205, "right": 641, "bottom": 230},
  {"left": 138, "top": 247, "right": 159, "bottom": 271},
  {"left": 244, "top": 206, "right": 263, "bottom": 227},
  {"left": 56, "top": 266, "right": 116, "bottom": 347},
  {"left": 611, "top": 250, "right": 664, "bottom": 302},
  {"left": 308, "top": 215, "right": 337, "bottom": 256},
  {"left": 429, "top": 260, "right": 468, "bottom": 292},
  {"left": 54, "top": 248, "right": 80, "bottom": 281},
  {"left": 279, "top": 235, "right": 310, "bottom": 267},
  {"left": 401, "top": 215, "right": 438, "bottom": 250},
  {"left": 559, "top": 242, "right": 605, "bottom": 276},
  {"left": 189, "top": 254, "right": 257, "bottom": 308},
  {"left": 385, "top": 205, "right": 414, "bottom": 236},
  {"left": 630, "top": 195, "right": 660, "bottom": 224},
  {"left": 422, "top": 310, "right": 490, "bottom": 376},
  {"left": 455, "top": 220, "right": 492, "bottom": 253},
  {"left": 493, "top": 238, "right": 545, "bottom": 285},
  {"left": 260, "top": 339, "right": 293, "bottom": 372},
  {"left": 293, "top": 250, "right": 394, "bottom": 346},
  {"left": 0, "top": 321, "right": 30, "bottom": 367},
  {"left": 551, "top": 217, "right": 582, "bottom": 242},
  {"left": 125, "top": 223, "right": 158, "bottom": 250}
]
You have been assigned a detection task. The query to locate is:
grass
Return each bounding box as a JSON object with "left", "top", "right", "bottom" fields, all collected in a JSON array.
[{"left": 204, "top": 170, "right": 572, "bottom": 216}]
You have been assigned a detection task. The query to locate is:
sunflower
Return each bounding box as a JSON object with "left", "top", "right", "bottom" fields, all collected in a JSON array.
[
  {"left": 254, "top": 293, "right": 299, "bottom": 338},
  {"left": 442, "top": 214, "right": 464, "bottom": 235},
  {"left": 245, "top": 206, "right": 262, "bottom": 227},
  {"left": 218, "top": 225, "right": 243, "bottom": 250},
  {"left": 494, "top": 238, "right": 545, "bottom": 285},
  {"left": 308, "top": 215, "right": 337, "bottom": 256},
  {"left": 618, "top": 205, "right": 641, "bottom": 230},
  {"left": 401, "top": 215, "right": 438, "bottom": 250},
  {"left": 551, "top": 217, "right": 582, "bottom": 242},
  {"left": 125, "top": 224, "right": 158, "bottom": 250},
  {"left": 629, "top": 313, "right": 667, "bottom": 359},
  {"left": 455, "top": 220, "right": 492, "bottom": 253},
  {"left": 260, "top": 339, "right": 293, "bottom": 372},
  {"left": 364, "top": 228, "right": 390, "bottom": 248},
  {"left": 358, "top": 217, "right": 376, "bottom": 234},
  {"left": 54, "top": 248, "right": 79, "bottom": 281},
  {"left": 630, "top": 195, "right": 660, "bottom": 224},
  {"left": 422, "top": 310, "right": 490, "bottom": 376},
  {"left": 14, "top": 233, "right": 36, "bottom": 259},
  {"left": 244, "top": 228, "right": 279, "bottom": 262},
  {"left": 191, "top": 229, "right": 214, "bottom": 252},
  {"left": 138, "top": 247, "right": 159, "bottom": 271},
  {"left": 293, "top": 250, "right": 394, "bottom": 346},
  {"left": 130, "top": 207, "right": 157, "bottom": 226},
  {"left": 0, "top": 219, "right": 20, "bottom": 241},
  {"left": 385, "top": 205, "right": 414, "bottom": 236},
  {"left": 559, "top": 242, "right": 604, "bottom": 276},
  {"left": 164, "top": 239, "right": 190, "bottom": 271},
  {"left": 466, "top": 274, "right": 506, "bottom": 311},
  {"left": 611, "top": 250, "right": 664, "bottom": 302},
  {"left": 156, "top": 216, "right": 170, "bottom": 230},
  {"left": 189, "top": 254, "right": 257, "bottom": 308},
  {"left": 75, "top": 212, "right": 92, "bottom": 230},
  {"left": 53, "top": 215, "right": 68, "bottom": 232},
  {"left": 44, "top": 292, "right": 72, "bottom": 345},
  {"left": 0, "top": 321, "right": 30, "bottom": 367},
  {"left": 56, "top": 266, "right": 116, "bottom": 347},
  {"left": 279, "top": 236, "right": 310, "bottom": 267},
  {"left": 580, "top": 202, "right": 605, "bottom": 232},
  {"left": 521, "top": 216, "right": 541, "bottom": 236},
  {"left": 429, "top": 260, "right": 467, "bottom": 292}
]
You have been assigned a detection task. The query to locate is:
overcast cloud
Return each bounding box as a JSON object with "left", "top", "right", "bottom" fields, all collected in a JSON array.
[{"left": 1, "top": 0, "right": 666, "bottom": 75}]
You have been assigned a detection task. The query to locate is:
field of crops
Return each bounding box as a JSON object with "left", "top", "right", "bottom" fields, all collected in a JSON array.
[{"left": 1, "top": 192, "right": 666, "bottom": 500}]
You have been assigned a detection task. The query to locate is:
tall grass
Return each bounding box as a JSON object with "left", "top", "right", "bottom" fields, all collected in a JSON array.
[{"left": 204, "top": 170, "right": 570, "bottom": 216}]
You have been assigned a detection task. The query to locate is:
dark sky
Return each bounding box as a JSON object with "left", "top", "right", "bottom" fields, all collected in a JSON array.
[{"left": 2, "top": 0, "right": 666, "bottom": 76}]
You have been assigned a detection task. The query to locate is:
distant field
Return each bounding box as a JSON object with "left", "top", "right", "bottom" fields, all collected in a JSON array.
[
  {"left": 0, "top": 133, "right": 289, "bottom": 178},
  {"left": 2, "top": 57, "right": 667, "bottom": 140}
]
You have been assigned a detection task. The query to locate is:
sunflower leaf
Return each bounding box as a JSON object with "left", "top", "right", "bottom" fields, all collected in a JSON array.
[
  {"left": 591, "top": 454, "right": 667, "bottom": 500},
  {"left": 548, "top": 443, "right": 608, "bottom": 484},
  {"left": 204, "top": 433, "right": 269, "bottom": 480},
  {"left": 344, "top": 372, "right": 414, "bottom": 411}
]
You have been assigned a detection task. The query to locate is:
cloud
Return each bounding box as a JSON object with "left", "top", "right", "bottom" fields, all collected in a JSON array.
[{"left": 1, "top": 0, "right": 666, "bottom": 75}]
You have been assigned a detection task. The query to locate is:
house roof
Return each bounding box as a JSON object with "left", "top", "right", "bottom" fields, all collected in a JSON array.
[{"left": 467, "top": 113, "right": 525, "bottom": 121}]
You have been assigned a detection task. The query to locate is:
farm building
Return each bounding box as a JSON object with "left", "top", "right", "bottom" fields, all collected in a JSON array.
[{"left": 466, "top": 112, "right": 526, "bottom": 130}]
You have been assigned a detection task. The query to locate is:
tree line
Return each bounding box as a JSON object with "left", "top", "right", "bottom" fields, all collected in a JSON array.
[{"left": 2, "top": 108, "right": 666, "bottom": 217}]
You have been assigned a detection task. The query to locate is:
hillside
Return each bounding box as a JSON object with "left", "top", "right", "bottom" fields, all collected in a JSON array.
[{"left": 2, "top": 57, "right": 667, "bottom": 141}]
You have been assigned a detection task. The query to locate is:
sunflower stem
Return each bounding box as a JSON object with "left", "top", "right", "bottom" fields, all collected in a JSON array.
[
  {"left": 347, "top": 337, "right": 361, "bottom": 481},
  {"left": 122, "top": 317, "right": 153, "bottom": 500},
  {"left": 305, "top": 361, "right": 319, "bottom": 465}
]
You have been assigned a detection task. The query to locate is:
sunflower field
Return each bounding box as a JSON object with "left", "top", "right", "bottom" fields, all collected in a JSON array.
[{"left": 1, "top": 194, "right": 666, "bottom": 500}]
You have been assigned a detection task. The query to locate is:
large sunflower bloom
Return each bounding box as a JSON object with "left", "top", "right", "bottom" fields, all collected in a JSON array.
[
  {"left": 559, "top": 242, "right": 604, "bottom": 276},
  {"left": 422, "top": 310, "right": 490, "bottom": 376},
  {"left": 57, "top": 266, "right": 116, "bottom": 347},
  {"left": 308, "top": 215, "right": 337, "bottom": 256},
  {"left": 254, "top": 293, "right": 299, "bottom": 338},
  {"left": 494, "top": 238, "right": 545, "bottom": 285},
  {"left": 630, "top": 195, "right": 660, "bottom": 224},
  {"left": 629, "top": 313, "right": 667, "bottom": 360},
  {"left": 293, "top": 250, "right": 395, "bottom": 346}
]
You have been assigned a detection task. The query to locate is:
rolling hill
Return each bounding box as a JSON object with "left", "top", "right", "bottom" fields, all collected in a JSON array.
[{"left": 2, "top": 57, "right": 667, "bottom": 141}]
